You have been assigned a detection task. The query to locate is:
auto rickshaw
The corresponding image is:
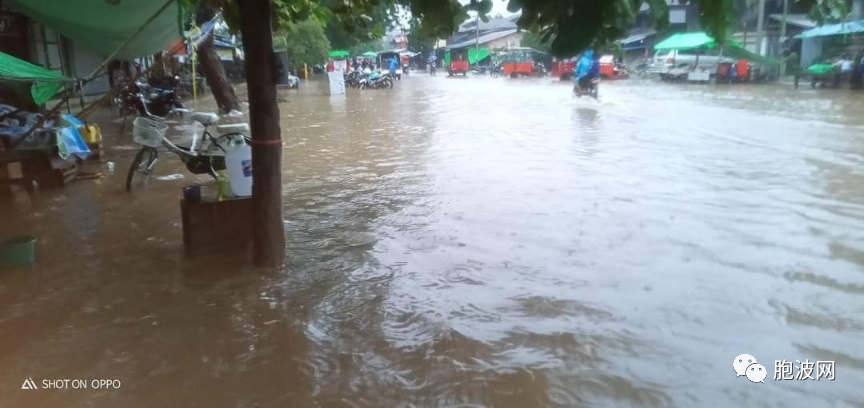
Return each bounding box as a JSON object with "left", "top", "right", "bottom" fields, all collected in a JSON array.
[
  {"left": 447, "top": 49, "right": 469, "bottom": 76},
  {"left": 599, "top": 55, "right": 628, "bottom": 79},
  {"left": 501, "top": 48, "right": 549, "bottom": 78},
  {"left": 551, "top": 57, "right": 577, "bottom": 80}
]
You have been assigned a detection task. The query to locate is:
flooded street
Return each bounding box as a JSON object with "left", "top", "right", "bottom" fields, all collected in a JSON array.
[{"left": 2, "top": 75, "right": 864, "bottom": 407}]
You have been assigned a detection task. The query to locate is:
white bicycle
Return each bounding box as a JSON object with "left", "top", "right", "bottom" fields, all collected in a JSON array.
[{"left": 125, "top": 112, "right": 250, "bottom": 191}]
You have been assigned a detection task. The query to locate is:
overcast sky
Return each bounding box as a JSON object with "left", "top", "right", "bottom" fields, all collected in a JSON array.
[{"left": 457, "top": 0, "right": 514, "bottom": 17}]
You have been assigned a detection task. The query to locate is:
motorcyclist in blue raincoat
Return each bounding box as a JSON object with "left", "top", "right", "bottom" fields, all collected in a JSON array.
[
  {"left": 389, "top": 57, "right": 399, "bottom": 77},
  {"left": 574, "top": 50, "right": 599, "bottom": 91}
]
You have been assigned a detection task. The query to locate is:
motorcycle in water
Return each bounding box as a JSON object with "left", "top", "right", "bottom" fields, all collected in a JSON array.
[
  {"left": 344, "top": 70, "right": 364, "bottom": 88},
  {"left": 573, "top": 76, "right": 599, "bottom": 99},
  {"left": 429, "top": 64, "right": 437, "bottom": 76},
  {"left": 471, "top": 65, "right": 490, "bottom": 75},
  {"left": 358, "top": 72, "right": 394, "bottom": 89}
]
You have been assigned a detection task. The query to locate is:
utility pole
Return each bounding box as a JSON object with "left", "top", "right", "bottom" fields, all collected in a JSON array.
[
  {"left": 780, "top": 0, "right": 789, "bottom": 76},
  {"left": 475, "top": 11, "right": 480, "bottom": 50},
  {"left": 755, "top": 0, "right": 766, "bottom": 56}
]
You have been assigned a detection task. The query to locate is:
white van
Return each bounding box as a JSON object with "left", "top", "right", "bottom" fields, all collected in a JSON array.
[{"left": 650, "top": 49, "right": 733, "bottom": 72}]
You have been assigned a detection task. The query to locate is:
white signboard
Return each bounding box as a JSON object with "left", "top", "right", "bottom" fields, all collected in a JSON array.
[
  {"left": 688, "top": 71, "right": 710, "bottom": 82},
  {"left": 327, "top": 71, "right": 345, "bottom": 95}
]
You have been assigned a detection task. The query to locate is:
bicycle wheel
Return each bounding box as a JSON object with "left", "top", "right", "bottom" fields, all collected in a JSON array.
[{"left": 125, "top": 147, "right": 158, "bottom": 191}]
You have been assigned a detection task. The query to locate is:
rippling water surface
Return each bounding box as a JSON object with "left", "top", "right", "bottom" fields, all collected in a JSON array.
[{"left": 1, "top": 76, "right": 864, "bottom": 407}]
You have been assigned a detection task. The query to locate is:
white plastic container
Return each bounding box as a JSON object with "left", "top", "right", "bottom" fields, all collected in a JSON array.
[{"left": 225, "top": 144, "right": 253, "bottom": 197}]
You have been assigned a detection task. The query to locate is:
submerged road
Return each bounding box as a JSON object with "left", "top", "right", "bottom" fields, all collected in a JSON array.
[{"left": 1, "top": 75, "right": 863, "bottom": 407}]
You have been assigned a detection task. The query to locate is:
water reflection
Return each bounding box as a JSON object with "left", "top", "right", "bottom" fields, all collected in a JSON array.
[{"left": 1, "top": 77, "right": 863, "bottom": 406}]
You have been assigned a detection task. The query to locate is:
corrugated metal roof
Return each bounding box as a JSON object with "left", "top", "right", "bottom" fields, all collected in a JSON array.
[
  {"left": 458, "top": 15, "right": 519, "bottom": 33},
  {"left": 795, "top": 20, "right": 864, "bottom": 39},
  {"left": 446, "top": 29, "right": 519, "bottom": 50},
  {"left": 768, "top": 14, "right": 817, "bottom": 29}
]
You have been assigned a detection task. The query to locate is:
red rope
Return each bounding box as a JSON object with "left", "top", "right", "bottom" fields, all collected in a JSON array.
[{"left": 248, "top": 139, "right": 283, "bottom": 146}]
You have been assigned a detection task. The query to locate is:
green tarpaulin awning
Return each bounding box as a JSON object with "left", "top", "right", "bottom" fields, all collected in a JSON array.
[
  {"left": 806, "top": 63, "right": 835, "bottom": 74},
  {"left": 0, "top": 50, "right": 69, "bottom": 105},
  {"left": 655, "top": 32, "right": 719, "bottom": 50},
  {"left": 655, "top": 32, "right": 742, "bottom": 51},
  {"left": 329, "top": 50, "right": 349, "bottom": 58},
  {"left": 6, "top": 0, "right": 181, "bottom": 60},
  {"left": 724, "top": 45, "right": 780, "bottom": 66},
  {"left": 654, "top": 32, "right": 776, "bottom": 65},
  {"left": 468, "top": 48, "right": 490, "bottom": 64},
  {"left": 795, "top": 20, "right": 864, "bottom": 39}
]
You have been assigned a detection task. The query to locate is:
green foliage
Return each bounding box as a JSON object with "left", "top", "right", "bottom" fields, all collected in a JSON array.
[
  {"left": 183, "top": 0, "right": 848, "bottom": 58},
  {"left": 348, "top": 38, "right": 389, "bottom": 56},
  {"left": 406, "top": 19, "right": 435, "bottom": 55},
  {"left": 279, "top": 20, "right": 331, "bottom": 66},
  {"left": 520, "top": 31, "right": 551, "bottom": 53},
  {"left": 324, "top": 3, "right": 394, "bottom": 49}
]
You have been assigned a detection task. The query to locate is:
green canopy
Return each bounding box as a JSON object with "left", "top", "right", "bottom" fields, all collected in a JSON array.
[
  {"left": 0, "top": 50, "right": 69, "bottom": 105},
  {"left": 655, "top": 32, "right": 743, "bottom": 51},
  {"left": 468, "top": 48, "right": 490, "bottom": 64},
  {"left": 806, "top": 63, "right": 835, "bottom": 74},
  {"left": 329, "top": 50, "right": 349, "bottom": 58},
  {"left": 362, "top": 51, "right": 378, "bottom": 58},
  {"left": 795, "top": 20, "right": 864, "bottom": 39},
  {"left": 655, "top": 32, "right": 720, "bottom": 50},
  {"left": 6, "top": 0, "right": 181, "bottom": 60},
  {"left": 654, "top": 32, "right": 776, "bottom": 65}
]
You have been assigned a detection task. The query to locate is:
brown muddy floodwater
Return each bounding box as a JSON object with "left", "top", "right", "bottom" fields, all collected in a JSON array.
[{"left": 1, "top": 75, "right": 864, "bottom": 407}]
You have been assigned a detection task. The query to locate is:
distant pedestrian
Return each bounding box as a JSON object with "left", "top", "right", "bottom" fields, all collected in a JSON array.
[{"left": 389, "top": 57, "right": 399, "bottom": 77}]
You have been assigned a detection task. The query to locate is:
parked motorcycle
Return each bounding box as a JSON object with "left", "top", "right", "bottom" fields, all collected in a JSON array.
[
  {"left": 345, "top": 71, "right": 364, "bottom": 88},
  {"left": 148, "top": 75, "right": 183, "bottom": 96},
  {"left": 116, "top": 79, "right": 185, "bottom": 120},
  {"left": 359, "top": 73, "right": 394, "bottom": 90},
  {"left": 471, "top": 65, "right": 490, "bottom": 75}
]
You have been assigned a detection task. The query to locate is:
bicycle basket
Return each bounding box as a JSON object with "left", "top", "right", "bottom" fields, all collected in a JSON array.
[{"left": 132, "top": 117, "right": 168, "bottom": 147}]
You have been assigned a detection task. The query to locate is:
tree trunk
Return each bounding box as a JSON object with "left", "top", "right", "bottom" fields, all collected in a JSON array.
[
  {"left": 238, "top": 0, "right": 286, "bottom": 266},
  {"left": 198, "top": 37, "right": 241, "bottom": 113},
  {"left": 197, "top": 2, "right": 241, "bottom": 114}
]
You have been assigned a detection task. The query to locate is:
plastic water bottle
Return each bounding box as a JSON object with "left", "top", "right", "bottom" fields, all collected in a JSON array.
[
  {"left": 225, "top": 144, "right": 253, "bottom": 197},
  {"left": 216, "top": 170, "right": 232, "bottom": 201}
]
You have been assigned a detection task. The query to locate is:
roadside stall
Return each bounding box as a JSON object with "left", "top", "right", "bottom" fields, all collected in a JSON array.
[
  {"left": 0, "top": 51, "right": 91, "bottom": 191},
  {"left": 653, "top": 32, "right": 777, "bottom": 83},
  {"left": 328, "top": 50, "right": 350, "bottom": 71},
  {"left": 792, "top": 20, "right": 864, "bottom": 89}
]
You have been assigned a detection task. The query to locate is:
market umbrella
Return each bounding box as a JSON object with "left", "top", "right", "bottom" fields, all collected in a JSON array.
[{"left": 362, "top": 51, "right": 378, "bottom": 58}]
